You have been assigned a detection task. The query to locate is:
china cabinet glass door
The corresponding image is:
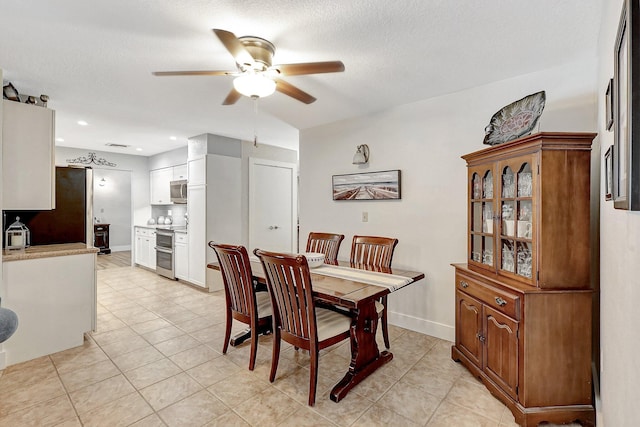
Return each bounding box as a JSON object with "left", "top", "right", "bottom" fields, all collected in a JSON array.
[
  {"left": 497, "top": 156, "right": 535, "bottom": 282},
  {"left": 469, "top": 166, "right": 495, "bottom": 270}
]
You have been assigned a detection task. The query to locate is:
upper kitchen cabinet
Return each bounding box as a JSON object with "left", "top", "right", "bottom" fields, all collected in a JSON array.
[
  {"left": 150, "top": 167, "right": 173, "bottom": 204},
  {"left": 2, "top": 100, "right": 55, "bottom": 210},
  {"left": 150, "top": 164, "right": 188, "bottom": 204},
  {"left": 173, "top": 164, "right": 187, "bottom": 181}
]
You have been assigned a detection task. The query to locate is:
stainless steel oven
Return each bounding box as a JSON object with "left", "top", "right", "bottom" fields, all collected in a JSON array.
[{"left": 155, "top": 229, "right": 176, "bottom": 280}]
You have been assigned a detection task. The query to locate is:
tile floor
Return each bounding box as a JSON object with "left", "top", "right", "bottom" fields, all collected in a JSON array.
[{"left": 0, "top": 265, "right": 574, "bottom": 426}]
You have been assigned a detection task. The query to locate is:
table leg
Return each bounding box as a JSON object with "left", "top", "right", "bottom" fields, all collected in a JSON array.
[
  {"left": 229, "top": 323, "right": 272, "bottom": 347},
  {"left": 330, "top": 299, "right": 393, "bottom": 402},
  {"left": 229, "top": 328, "right": 252, "bottom": 347}
]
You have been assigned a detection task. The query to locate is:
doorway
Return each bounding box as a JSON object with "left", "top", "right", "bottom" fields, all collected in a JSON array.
[
  {"left": 93, "top": 169, "right": 132, "bottom": 252},
  {"left": 248, "top": 157, "right": 298, "bottom": 254}
]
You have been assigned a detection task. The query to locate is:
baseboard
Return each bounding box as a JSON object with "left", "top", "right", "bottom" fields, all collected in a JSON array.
[
  {"left": 389, "top": 311, "right": 455, "bottom": 342},
  {"left": 110, "top": 245, "right": 131, "bottom": 252}
]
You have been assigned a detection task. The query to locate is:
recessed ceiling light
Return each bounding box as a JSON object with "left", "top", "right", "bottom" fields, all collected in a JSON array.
[
  {"left": 55, "top": 137, "right": 65, "bottom": 142},
  {"left": 169, "top": 136, "right": 177, "bottom": 141},
  {"left": 77, "top": 120, "right": 88, "bottom": 126},
  {"left": 136, "top": 148, "right": 143, "bottom": 152}
]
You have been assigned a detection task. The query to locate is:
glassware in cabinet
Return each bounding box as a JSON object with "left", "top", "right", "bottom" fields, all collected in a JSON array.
[
  {"left": 469, "top": 168, "right": 495, "bottom": 269},
  {"left": 495, "top": 157, "right": 536, "bottom": 280}
]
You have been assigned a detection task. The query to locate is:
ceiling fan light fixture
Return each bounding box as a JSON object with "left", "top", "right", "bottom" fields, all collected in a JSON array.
[{"left": 233, "top": 73, "right": 276, "bottom": 98}]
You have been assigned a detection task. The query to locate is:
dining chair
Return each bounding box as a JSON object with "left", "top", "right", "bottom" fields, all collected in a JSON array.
[
  {"left": 209, "top": 242, "right": 272, "bottom": 371},
  {"left": 254, "top": 249, "right": 351, "bottom": 406},
  {"left": 350, "top": 235, "right": 399, "bottom": 349},
  {"left": 305, "top": 232, "right": 345, "bottom": 265}
]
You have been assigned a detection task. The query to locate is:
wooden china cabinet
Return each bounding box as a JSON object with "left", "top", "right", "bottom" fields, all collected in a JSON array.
[{"left": 451, "top": 132, "right": 596, "bottom": 427}]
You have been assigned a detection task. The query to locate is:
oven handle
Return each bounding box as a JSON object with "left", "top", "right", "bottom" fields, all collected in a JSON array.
[{"left": 155, "top": 246, "right": 173, "bottom": 254}]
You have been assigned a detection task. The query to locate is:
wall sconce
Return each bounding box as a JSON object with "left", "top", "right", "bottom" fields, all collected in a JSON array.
[
  {"left": 99, "top": 178, "right": 106, "bottom": 187},
  {"left": 352, "top": 144, "right": 370, "bottom": 165}
]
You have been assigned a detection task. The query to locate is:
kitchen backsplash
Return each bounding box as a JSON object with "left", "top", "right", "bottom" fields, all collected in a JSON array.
[{"left": 150, "top": 204, "right": 187, "bottom": 226}]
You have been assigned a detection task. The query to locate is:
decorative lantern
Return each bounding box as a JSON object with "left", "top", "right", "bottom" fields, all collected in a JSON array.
[{"left": 5, "top": 217, "right": 30, "bottom": 251}]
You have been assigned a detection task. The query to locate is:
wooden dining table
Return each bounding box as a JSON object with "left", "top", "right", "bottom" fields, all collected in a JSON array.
[{"left": 207, "top": 259, "right": 425, "bottom": 402}]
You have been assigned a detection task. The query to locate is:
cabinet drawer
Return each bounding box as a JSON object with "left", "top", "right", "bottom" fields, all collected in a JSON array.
[
  {"left": 135, "top": 227, "right": 155, "bottom": 237},
  {"left": 456, "top": 274, "right": 520, "bottom": 319},
  {"left": 175, "top": 233, "right": 188, "bottom": 244}
]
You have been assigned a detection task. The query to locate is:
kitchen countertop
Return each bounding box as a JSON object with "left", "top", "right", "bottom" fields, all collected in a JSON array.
[
  {"left": 2, "top": 242, "right": 99, "bottom": 262},
  {"left": 136, "top": 224, "right": 187, "bottom": 232}
]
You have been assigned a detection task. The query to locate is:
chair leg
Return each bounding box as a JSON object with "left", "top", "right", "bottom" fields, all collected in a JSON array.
[
  {"left": 381, "top": 296, "right": 390, "bottom": 349},
  {"left": 308, "top": 349, "right": 319, "bottom": 406},
  {"left": 222, "top": 309, "right": 232, "bottom": 355},
  {"left": 269, "top": 328, "right": 281, "bottom": 383},
  {"left": 249, "top": 321, "right": 258, "bottom": 371}
]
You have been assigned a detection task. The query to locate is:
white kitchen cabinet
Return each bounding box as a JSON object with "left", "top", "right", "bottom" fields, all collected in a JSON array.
[
  {"left": 150, "top": 167, "right": 173, "bottom": 205},
  {"left": 187, "top": 154, "right": 241, "bottom": 291},
  {"left": 2, "top": 100, "right": 55, "bottom": 210},
  {"left": 187, "top": 185, "right": 206, "bottom": 288},
  {"left": 188, "top": 156, "right": 206, "bottom": 186},
  {"left": 134, "top": 227, "right": 156, "bottom": 269},
  {"left": 174, "top": 231, "right": 189, "bottom": 280},
  {"left": 1, "top": 248, "right": 96, "bottom": 367},
  {"left": 150, "top": 164, "right": 188, "bottom": 204},
  {"left": 173, "top": 164, "right": 187, "bottom": 181}
]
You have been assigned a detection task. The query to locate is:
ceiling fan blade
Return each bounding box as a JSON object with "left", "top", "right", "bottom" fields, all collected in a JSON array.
[
  {"left": 275, "top": 61, "right": 345, "bottom": 76},
  {"left": 212, "top": 29, "right": 254, "bottom": 66},
  {"left": 222, "top": 88, "right": 242, "bottom": 105},
  {"left": 275, "top": 79, "right": 316, "bottom": 104},
  {"left": 152, "top": 70, "right": 235, "bottom": 76}
]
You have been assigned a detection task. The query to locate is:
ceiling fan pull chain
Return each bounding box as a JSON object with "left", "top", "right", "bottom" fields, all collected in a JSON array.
[{"left": 253, "top": 96, "right": 259, "bottom": 147}]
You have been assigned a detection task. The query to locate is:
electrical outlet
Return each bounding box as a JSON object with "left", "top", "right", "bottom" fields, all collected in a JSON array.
[{"left": 362, "top": 212, "right": 368, "bottom": 222}]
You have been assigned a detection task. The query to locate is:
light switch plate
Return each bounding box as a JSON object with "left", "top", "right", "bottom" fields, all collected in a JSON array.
[{"left": 362, "top": 212, "right": 368, "bottom": 222}]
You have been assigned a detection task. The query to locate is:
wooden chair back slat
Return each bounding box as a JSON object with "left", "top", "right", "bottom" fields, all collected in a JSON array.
[
  {"left": 256, "top": 251, "right": 317, "bottom": 343},
  {"left": 210, "top": 243, "right": 256, "bottom": 318},
  {"left": 350, "top": 235, "right": 398, "bottom": 269},
  {"left": 306, "top": 232, "right": 345, "bottom": 265}
]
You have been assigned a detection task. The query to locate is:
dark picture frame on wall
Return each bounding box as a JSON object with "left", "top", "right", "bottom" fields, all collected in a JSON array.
[
  {"left": 606, "top": 78, "right": 614, "bottom": 131},
  {"left": 605, "top": 146, "right": 613, "bottom": 200},
  {"left": 332, "top": 170, "right": 401, "bottom": 200},
  {"left": 613, "top": 0, "right": 640, "bottom": 210}
]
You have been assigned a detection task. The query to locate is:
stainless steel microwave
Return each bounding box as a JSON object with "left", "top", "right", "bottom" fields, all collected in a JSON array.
[{"left": 170, "top": 179, "right": 187, "bottom": 204}]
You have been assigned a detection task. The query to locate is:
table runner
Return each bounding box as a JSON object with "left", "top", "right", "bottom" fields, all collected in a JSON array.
[{"left": 311, "top": 264, "right": 412, "bottom": 292}]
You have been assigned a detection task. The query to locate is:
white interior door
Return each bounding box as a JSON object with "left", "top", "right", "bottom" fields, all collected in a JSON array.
[{"left": 249, "top": 157, "right": 298, "bottom": 256}]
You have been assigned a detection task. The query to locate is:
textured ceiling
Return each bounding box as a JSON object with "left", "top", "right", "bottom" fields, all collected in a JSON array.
[{"left": 0, "top": 0, "right": 604, "bottom": 156}]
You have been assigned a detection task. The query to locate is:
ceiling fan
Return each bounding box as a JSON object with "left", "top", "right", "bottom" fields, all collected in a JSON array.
[{"left": 152, "top": 29, "right": 345, "bottom": 105}]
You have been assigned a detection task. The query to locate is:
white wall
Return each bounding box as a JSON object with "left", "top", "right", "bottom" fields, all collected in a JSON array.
[
  {"left": 55, "top": 147, "right": 150, "bottom": 233},
  {"left": 149, "top": 146, "right": 187, "bottom": 170},
  {"left": 597, "top": 1, "right": 640, "bottom": 425},
  {"left": 300, "top": 59, "right": 597, "bottom": 341}
]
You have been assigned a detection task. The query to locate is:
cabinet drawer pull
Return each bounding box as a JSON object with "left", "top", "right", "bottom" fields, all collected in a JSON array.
[
  {"left": 460, "top": 281, "right": 469, "bottom": 288},
  {"left": 495, "top": 297, "right": 507, "bottom": 307}
]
